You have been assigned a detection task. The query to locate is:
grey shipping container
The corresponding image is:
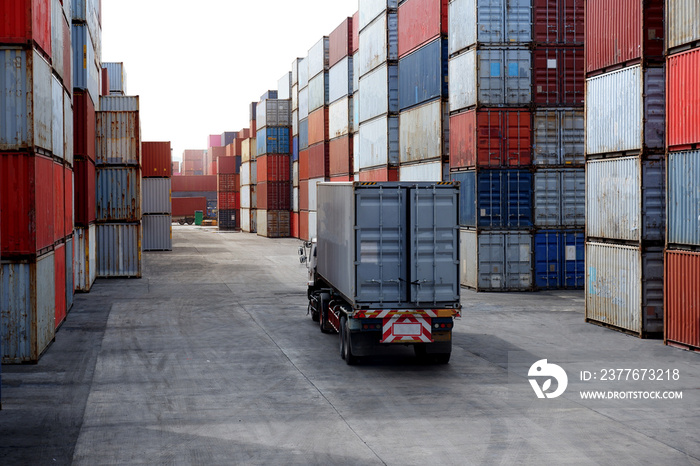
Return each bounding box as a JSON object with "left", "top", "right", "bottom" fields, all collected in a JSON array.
[
  {"left": 358, "top": 11, "right": 399, "bottom": 77},
  {"left": 51, "top": 76, "right": 64, "bottom": 159},
  {"left": 308, "top": 37, "right": 329, "bottom": 79},
  {"left": 74, "top": 225, "right": 97, "bottom": 292},
  {"left": 96, "top": 223, "right": 142, "bottom": 278},
  {"left": 96, "top": 111, "right": 141, "bottom": 166},
  {"left": 278, "top": 72, "right": 292, "bottom": 100},
  {"left": 96, "top": 167, "right": 142, "bottom": 222},
  {"left": 667, "top": 150, "right": 700, "bottom": 246},
  {"left": 328, "top": 56, "right": 354, "bottom": 104},
  {"left": 358, "top": 114, "right": 399, "bottom": 169},
  {"left": 460, "top": 229, "right": 532, "bottom": 291},
  {"left": 399, "top": 99, "right": 448, "bottom": 164},
  {"left": 666, "top": 0, "right": 700, "bottom": 51},
  {"left": 99, "top": 95, "right": 139, "bottom": 112},
  {"left": 142, "top": 178, "right": 171, "bottom": 214},
  {"left": 317, "top": 182, "right": 460, "bottom": 308},
  {"left": 257, "top": 99, "right": 292, "bottom": 128},
  {"left": 533, "top": 109, "right": 585, "bottom": 166},
  {"left": 103, "top": 62, "right": 127, "bottom": 95},
  {"left": 72, "top": 24, "right": 100, "bottom": 106},
  {"left": 533, "top": 168, "right": 585, "bottom": 227},
  {"left": 142, "top": 215, "right": 172, "bottom": 251}
]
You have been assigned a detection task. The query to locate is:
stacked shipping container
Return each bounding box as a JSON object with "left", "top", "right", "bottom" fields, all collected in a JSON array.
[
  {"left": 171, "top": 175, "right": 217, "bottom": 220},
  {"left": 240, "top": 135, "right": 257, "bottom": 233},
  {"left": 142, "top": 142, "right": 172, "bottom": 251},
  {"left": 218, "top": 156, "right": 242, "bottom": 230},
  {"left": 584, "top": 0, "right": 666, "bottom": 337},
  {"left": 290, "top": 59, "right": 304, "bottom": 237}
]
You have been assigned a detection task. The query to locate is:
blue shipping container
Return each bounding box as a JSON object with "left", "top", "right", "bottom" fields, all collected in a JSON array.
[
  {"left": 96, "top": 167, "right": 142, "bottom": 222},
  {"left": 256, "top": 127, "right": 290, "bottom": 155},
  {"left": 399, "top": 38, "right": 448, "bottom": 111},
  {"left": 72, "top": 24, "right": 100, "bottom": 105},
  {"left": 293, "top": 136, "right": 299, "bottom": 161},
  {"left": 260, "top": 90, "right": 278, "bottom": 101},
  {"left": 451, "top": 170, "right": 532, "bottom": 227},
  {"left": 534, "top": 230, "right": 585, "bottom": 289},
  {"left": 299, "top": 119, "right": 309, "bottom": 150},
  {"left": 667, "top": 150, "right": 700, "bottom": 246}
]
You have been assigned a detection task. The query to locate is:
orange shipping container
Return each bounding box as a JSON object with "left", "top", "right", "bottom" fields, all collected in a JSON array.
[
  {"left": 299, "top": 149, "right": 310, "bottom": 180},
  {"left": 665, "top": 250, "right": 700, "bottom": 351},
  {"left": 299, "top": 180, "right": 309, "bottom": 211},
  {"left": 300, "top": 210, "right": 310, "bottom": 241},
  {"left": 308, "top": 142, "right": 329, "bottom": 179},
  {"left": 308, "top": 107, "right": 329, "bottom": 146},
  {"left": 330, "top": 175, "right": 353, "bottom": 182},
  {"left": 359, "top": 166, "right": 399, "bottom": 182},
  {"left": 329, "top": 135, "right": 353, "bottom": 176},
  {"left": 291, "top": 212, "right": 300, "bottom": 238}
]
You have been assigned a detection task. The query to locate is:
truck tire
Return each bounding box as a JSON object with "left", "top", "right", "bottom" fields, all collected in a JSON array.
[
  {"left": 434, "top": 353, "right": 451, "bottom": 364},
  {"left": 309, "top": 302, "right": 320, "bottom": 322},
  {"left": 343, "top": 321, "right": 358, "bottom": 365},
  {"left": 319, "top": 293, "right": 333, "bottom": 334},
  {"left": 339, "top": 317, "right": 346, "bottom": 360}
]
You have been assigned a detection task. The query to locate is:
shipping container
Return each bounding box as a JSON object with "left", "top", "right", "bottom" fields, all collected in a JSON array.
[
  {"left": 218, "top": 209, "right": 238, "bottom": 230},
  {"left": 256, "top": 127, "right": 290, "bottom": 155},
  {"left": 667, "top": 150, "right": 700, "bottom": 246},
  {"left": 96, "top": 223, "right": 141, "bottom": 278},
  {"left": 102, "top": 62, "right": 127, "bottom": 95},
  {"left": 74, "top": 158, "right": 96, "bottom": 226},
  {"left": 241, "top": 185, "right": 251, "bottom": 209},
  {"left": 300, "top": 210, "right": 310, "bottom": 241},
  {"left": 533, "top": 0, "right": 584, "bottom": 45},
  {"left": 240, "top": 207, "right": 251, "bottom": 232},
  {"left": 260, "top": 90, "right": 278, "bottom": 101},
  {"left": 73, "top": 224, "right": 95, "bottom": 292},
  {"left": 667, "top": 48, "right": 700, "bottom": 151},
  {"left": 256, "top": 154, "right": 290, "bottom": 183},
  {"left": 353, "top": 50, "right": 361, "bottom": 94},
  {"left": 586, "top": 157, "right": 665, "bottom": 242},
  {"left": 51, "top": 0, "right": 64, "bottom": 83},
  {"left": 329, "top": 135, "right": 353, "bottom": 176},
  {"left": 0, "top": 47, "right": 53, "bottom": 153},
  {"left": 54, "top": 242, "right": 66, "bottom": 328},
  {"left": 53, "top": 162, "right": 65, "bottom": 242},
  {"left": 65, "top": 235, "right": 73, "bottom": 311},
  {"left": 665, "top": 249, "right": 700, "bottom": 350},
  {"left": 96, "top": 167, "right": 142, "bottom": 222},
  {"left": 72, "top": 24, "right": 100, "bottom": 106},
  {"left": 308, "top": 107, "right": 329, "bottom": 146},
  {"left": 63, "top": 89, "right": 73, "bottom": 165},
  {"left": 460, "top": 229, "right": 532, "bottom": 291},
  {"left": 585, "top": 0, "right": 664, "bottom": 74},
  {"left": 329, "top": 96, "right": 354, "bottom": 139},
  {"left": 1, "top": 153, "right": 54, "bottom": 256},
  {"left": 308, "top": 72, "right": 329, "bottom": 113},
  {"left": 585, "top": 242, "right": 663, "bottom": 337},
  {"left": 256, "top": 99, "right": 292, "bottom": 128},
  {"left": 73, "top": 90, "right": 96, "bottom": 161},
  {"left": 299, "top": 118, "right": 309, "bottom": 150},
  {"left": 359, "top": 0, "right": 399, "bottom": 31},
  {"left": 241, "top": 162, "right": 251, "bottom": 186},
  {"left": 171, "top": 197, "right": 207, "bottom": 217},
  {"left": 218, "top": 156, "right": 241, "bottom": 175},
  {"left": 99, "top": 94, "right": 139, "bottom": 112},
  {"left": 278, "top": 72, "right": 292, "bottom": 100},
  {"left": 533, "top": 229, "right": 584, "bottom": 289},
  {"left": 292, "top": 135, "right": 299, "bottom": 161},
  {"left": 534, "top": 169, "right": 585, "bottom": 227},
  {"left": 585, "top": 65, "right": 665, "bottom": 155},
  {"left": 96, "top": 111, "right": 141, "bottom": 166},
  {"left": 398, "top": 38, "right": 448, "bottom": 110},
  {"left": 398, "top": 0, "right": 447, "bottom": 58},
  {"left": 1, "top": 252, "right": 56, "bottom": 363},
  {"left": 300, "top": 180, "right": 309, "bottom": 211},
  {"left": 666, "top": 0, "right": 700, "bottom": 52},
  {"left": 533, "top": 108, "right": 584, "bottom": 166},
  {"left": 449, "top": 47, "right": 532, "bottom": 112},
  {"left": 220, "top": 131, "right": 238, "bottom": 147},
  {"left": 250, "top": 208, "right": 257, "bottom": 233},
  {"left": 308, "top": 37, "right": 329, "bottom": 79},
  {"left": 292, "top": 109, "right": 299, "bottom": 136},
  {"left": 142, "top": 178, "right": 171, "bottom": 215},
  {"left": 358, "top": 63, "right": 399, "bottom": 123},
  {"left": 399, "top": 161, "right": 442, "bottom": 181},
  {"left": 241, "top": 137, "right": 257, "bottom": 162},
  {"left": 399, "top": 99, "right": 448, "bottom": 163},
  {"left": 293, "top": 186, "right": 299, "bottom": 212},
  {"left": 51, "top": 76, "right": 64, "bottom": 160},
  {"left": 72, "top": 0, "right": 101, "bottom": 53},
  {"left": 100, "top": 67, "right": 109, "bottom": 97},
  {"left": 533, "top": 47, "right": 584, "bottom": 106},
  {"left": 142, "top": 215, "right": 172, "bottom": 251},
  {"left": 308, "top": 143, "right": 330, "bottom": 179},
  {"left": 308, "top": 211, "right": 318, "bottom": 242},
  {"left": 329, "top": 17, "right": 353, "bottom": 68},
  {"left": 257, "top": 210, "right": 290, "bottom": 238},
  {"left": 291, "top": 211, "right": 299, "bottom": 238},
  {"left": 218, "top": 173, "right": 240, "bottom": 193},
  {"left": 329, "top": 56, "right": 354, "bottom": 104},
  {"left": 142, "top": 141, "right": 172, "bottom": 177},
  {"left": 257, "top": 182, "right": 291, "bottom": 211},
  {"left": 308, "top": 178, "right": 326, "bottom": 212},
  {"left": 358, "top": 115, "right": 399, "bottom": 169},
  {"left": 171, "top": 175, "right": 217, "bottom": 192},
  {"left": 0, "top": 0, "right": 52, "bottom": 57},
  {"left": 224, "top": 140, "right": 242, "bottom": 158},
  {"left": 64, "top": 165, "right": 73, "bottom": 237},
  {"left": 299, "top": 86, "right": 309, "bottom": 120},
  {"left": 293, "top": 160, "right": 299, "bottom": 186},
  {"left": 352, "top": 11, "right": 360, "bottom": 53},
  {"left": 358, "top": 11, "right": 398, "bottom": 76},
  {"left": 448, "top": 0, "right": 532, "bottom": 56},
  {"left": 450, "top": 170, "right": 533, "bottom": 228}
]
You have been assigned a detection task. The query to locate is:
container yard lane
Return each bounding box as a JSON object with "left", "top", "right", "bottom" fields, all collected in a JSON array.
[{"left": 1, "top": 227, "right": 699, "bottom": 465}]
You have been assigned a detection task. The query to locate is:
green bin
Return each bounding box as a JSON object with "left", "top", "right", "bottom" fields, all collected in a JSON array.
[{"left": 194, "top": 210, "right": 204, "bottom": 226}]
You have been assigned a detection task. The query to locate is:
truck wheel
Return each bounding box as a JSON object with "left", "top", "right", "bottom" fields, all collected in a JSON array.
[
  {"left": 433, "top": 353, "right": 451, "bottom": 364},
  {"left": 309, "top": 303, "right": 320, "bottom": 322},
  {"left": 343, "top": 322, "right": 358, "bottom": 365},
  {"left": 319, "top": 293, "right": 332, "bottom": 334},
  {"left": 339, "top": 317, "right": 346, "bottom": 360},
  {"left": 178, "top": 219, "right": 185, "bottom": 225}
]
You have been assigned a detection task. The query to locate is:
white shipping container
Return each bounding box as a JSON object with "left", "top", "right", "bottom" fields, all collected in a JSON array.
[
  {"left": 241, "top": 185, "right": 251, "bottom": 209},
  {"left": 298, "top": 57, "right": 309, "bottom": 89},
  {"left": 299, "top": 87, "right": 309, "bottom": 120},
  {"left": 358, "top": 63, "right": 398, "bottom": 123},
  {"left": 586, "top": 65, "right": 665, "bottom": 155},
  {"left": 358, "top": 12, "right": 398, "bottom": 76},
  {"left": 399, "top": 99, "right": 447, "bottom": 164},
  {"left": 52, "top": 76, "right": 64, "bottom": 159},
  {"left": 359, "top": 0, "right": 399, "bottom": 30},
  {"left": 308, "top": 37, "right": 329, "bottom": 79},
  {"left": 585, "top": 242, "right": 663, "bottom": 336},
  {"left": 241, "top": 162, "right": 251, "bottom": 186},
  {"left": 292, "top": 110, "right": 298, "bottom": 136},
  {"left": 293, "top": 160, "right": 299, "bottom": 187},
  {"left": 358, "top": 115, "right": 399, "bottom": 169},
  {"left": 666, "top": 0, "right": 700, "bottom": 51},
  {"left": 399, "top": 161, "right": 442, "bottom": 181},
  {"left": 308, "top": 177, "right": 325, "bottom": 211},
  {"left": 291, "top": 83, "right": 298, "bottom": 111},
  {"left": 240, "top": 207, "right": 251, "bottom": 232},
  {"left": 329, "top": 96, "right": 353, "bottom": 139},
  {"left": 461, "top": 229, "right": 533, "bottom": 291},
  {"left": 293, "top": 187, "right": 299, "bottom": 212},
  {"left": 308, "top": 72, "right": 328, "bottom": 113},
  {"left": 353, "top": 132, "right": 361, "bottom": 174},
  {"left": 277, "top": 72, "right": 292, "bottom": 100},
  {"left": 63, "top": 90, "right": 73, "bottom": 166},
  {"left": 329, "top": 56, "right": 353, "bottom": 104},
  {"left": 51, "top": 0, "right": 64, "bottom": 81},
  {"left": 291, "top": 57, "right": 303, "bottom": 86},
  {"left": 353, "top": 50, "right": 360, "bottom": 92}
]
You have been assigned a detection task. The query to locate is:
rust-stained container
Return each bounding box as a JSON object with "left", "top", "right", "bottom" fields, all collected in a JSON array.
[
  {"left": 665, "top": 249, "right": 700, "bottom": 350},
  {"left": 667, "top": 48, "right": 700, "bottom": 151},
  {"left": 73, "top": 91, "right": 96, "bottom": 161},
  {"left": 73, "top": 224, "right": 96, "bottom": 292},
  {"left": 308, "top": 107, "right": 329, "bottom": 146},
  {"left": 54, "top": 242, "right": 66, "bottom": 329},
  {"left": 1, "top": 153, "right": 54, "bottom": 257},
  {"left": 53, "top": 161, "right": 65, "bottom": 242},
  {"left": 61, "top": 14, "right": 71, "bottom": 92},
  {"left": 533, "top": 0, "right": 585, "bottom": 45},
  {"left": 1, "top": 251, "right": 56, "bottom": 363},
  {"left": 299, "top": 149, "right": 310, "bottom": 180},
  {"left": 329, "top": 17, "right": 353, "bottom": 68},
  {"left": 533, "top": 47, "right": 585, "bottom": 106},
  {"left": 398, "top": 0, "right": 447, "bottom": 58},
  {"left": 96, "top": 110, "right": 141, "bottom": 166},
  {"left": 74, "top": 158, "right": 96, "bottom": 227},
  {"left": 358, "top": 166, "right": 400, "bottom": 182},
  {"left": 257, "top": 182, "right": 291, "bottom": 211},
  {"left": 218, "top": 173, "right": 240, "bottom": 193},
  {"left": 96, "top": 223, "right": 142, "bottom": 278},
  {"left": 257, "top": 154, "right": 290, "bottom": 183},
  {"left": 171, "top": 175, "right": 217, "bottom": 192},
  {"left": 64, "top": 165, "right": 73, "bottom": 237},
  {"left": 300, "top": 210, "right": 310, "bottom": 241},
  {"left": 450, "top": 108, "right": 532, "bottom": 169},
  {"left": 330, "top": 135, "right": 353, "bottom": 176},
  {"left": 218, "top": 191, "right": 240, "bottom": 210},
  {"left": 142, "top": 141, "right": 172, "bottom": 178},
  {"left": 101, "top": 66, "right": 110, "bottom": 97},
  {"left": 585, "top": 0, "right": 664, "bottom": 75},
  {"left": 399, "top": 99, "right": 448, "bottom": 164},
  {"left": 308, "top": 142, "right": 330, "bottom": 179},
  {"left": 172, "top": 197, "right": 207, "bottom": 217},
  {"left": 0, "top": 0, "right": 52, "bottom": 58},
  {"left": 96, "top": 167, "right": 142, "bottom": 222},
  {"left": 257, "top": 210, "right": 290, "bottom": 238}
]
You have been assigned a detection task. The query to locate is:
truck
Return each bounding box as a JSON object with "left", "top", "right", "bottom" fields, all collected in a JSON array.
[{"left": 300, "top": 181, "right": 461, "bottom": 364}]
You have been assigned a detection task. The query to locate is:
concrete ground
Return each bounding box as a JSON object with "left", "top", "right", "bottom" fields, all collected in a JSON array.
[{"left": 1, "top": 226, "right": 698, "bottom": 465}]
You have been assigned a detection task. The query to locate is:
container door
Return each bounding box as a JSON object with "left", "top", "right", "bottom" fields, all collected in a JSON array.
[
  {"left": 355, "top": 186, "right": 408, "bottom": 304},
  {"left": 408, "top": 186, "right": 460, "bottom": 304}
]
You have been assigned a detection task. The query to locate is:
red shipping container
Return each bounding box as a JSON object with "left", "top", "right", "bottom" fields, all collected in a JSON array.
[
  {"left": 352, "top": 11, "right": 359, "bottom": 54},
  {"left": 585, "top": 0, "right": 664, "bottom": 74},
  {"left": 225, "top": 139, "right": 242, "bottom": 157},
  {"left": 1, "top": 153, "right": 54, "bottom": 256},
  {"left": 73, "top": 91, "right": 96, "bottom": 161},
  {"left": 533, "top": 47, "right": 584, "bottom": 106},
  {"left": 64, "top": 166, "right": 73, "bottom": 237},
  {"left": 300, "top": 210, "right": 310, "bottom": 241},
  {"left": 291, "top": 212, "right": 299, "bottom": 239},
  {"left": 257, "top": 182, "right": 291, "bottom": 210},
  {"left": 299, "top": 180, "right": 309, "bottom": 211},
  {"left": 53, "top": 162, "right": 65, "bottom": 242},
  {"left": 667, "top": 48, "right": 700, "bottom": 151},
  {"left": 172, "top": 161, "right": 180, "bottom": 174},
  {"left": 329, "top": 135, "right": 353, "bottom": 176},
  {"left": 358, "top": 166, "right": 399, "bottom": 182},
  {"left": 74, "top": 158, "right": 96, "bottom": 227},
  {"left": 183, "top": 149, "right": 205, "bottom": 162},
  {"left": 308, "top": 142, "right": 330, "bottom": 179},
  {"left": 250, "top": 119, "right": 257, "bottom": 135},
  {"left": 533, "top": 0, "right": 584, "bottom": 45},
  {"left": 329, "top": 17, "right": 353, "bottom": 68},
  {"left": 218, "top": 156, "right": 239, "bottom": 175},
  {"left": 665, "top": 250, "right": 700, "bottom": 351},
  {"left": 257, "top": 154, "right": 290, "bottom": 183},
  {"left": 54, "top": 242, "right": 66, "bottom": 329},
  {"left": 172, "top": 197, "right": 207, "bottom": 217},
  {"left": 299, "top": 149, "right": 310, "bottom": 180},
  {"left": 398, "top": 0, "right": 447, "bottom": 58},
  {"left": 172, "top": 175, "right": 217, "bottom": 192},
  {"left": 308, "top": 107, "right": 329, "bottom": 146},
  {"left": 101, "top": 67, "right": 110, "bottom": 97},
  {"left": 62, "top": 16, "right": 71, "bottom": 93},
  {"left": 0, "top": 0, "right": 52, "bottom": 58},
  {"left": 330, "top": 175, "right": 353, "bottom": 182},
  {"left": 209, "top": 146, "right": 226, "bottom": 161},
  {"left": 142, "top": 142, "right": 172, "bottom": 177},
  {"left": 239, "top": 128, "right": 251, "bottom": 139},
  {"left": 449, "top": 109, "right": 532, "bottom": 169},
  {"left": 218, "top": 174, "right": 240, "bottom": 192},
  {"left": 209, "top": 161, "right": 217, "bottom": 175},
  {"left": 218, "top": 191, "right": 240, "bottom": 210}
]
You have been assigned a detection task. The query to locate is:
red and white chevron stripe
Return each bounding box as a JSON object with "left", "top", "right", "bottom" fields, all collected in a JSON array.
[
  {"left": 357, "top": 309, "right": 440, "bottom": 319},
  {"left": 380, "top": 315, "right": 433, "bottom": 344}
]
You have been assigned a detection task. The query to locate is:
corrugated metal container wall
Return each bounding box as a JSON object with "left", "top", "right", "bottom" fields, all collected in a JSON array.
[
  {"left": 308, "top": 37, "right": 329, "bottom": 79},
  {"left": 399, "top": 161, "right": 442, "bottom": 181},
  {"left": 352, "top": 10, "right": 360, "bottom": 52},
  {"left": 399, "top": 100, "right": 447, "bottom": 163},
  {"left": 171, "top": 175, "right": 217, "bottom": 193},
  {"left": 359, "top": 63, "right": 399, "bottom": 123},
  {"left": 665, "top": 250, "right": 700, "bottom": 350},
  {"left": 533, "top": 230, "right": 585, "bottom": 289},
  {"left": 448, "top": 48, "right": 532, "bottom": 112},
  {"left": 534, "top": 169, "right": 585, "bottom": 227},
  {"left": 358, "top": 11, "right": 398, "bottom": 76},
  {"left": 73, "top": 91, "right": 96, "bottom": 160},
  {"left": 241, "top": 185, "right": 251, "bottom": 209},
  {"left": 103, "top": 62, "right": 127, "bottom": 94},
  {"left": 258, "top": 182, "right": 290, "bottom": 210},
  {"left": 308, "top": 108, "right": 329, "bottom": 146},
  {"left": 308, "top": 143, "right": 330, "bottom": 179},
  {"left": 257, "top": 99, "right": 292, "bottom": 128},
  {"left": 585, "top": 242, "right": 664, "bottom": 336},
  {"left": 1, "top": 252, "right": 55, "bottom": 363},
  {"left": 585, "top": 0, "right": 664, "bottom": 74},
  {"left": 53, "top": 162, "right": 65, "bottom": 242},
  {"left": 96, "top": 167, "right": 142, "bottom": 222},
  {"left": 533, "top": 109, "right": 584, "bottom": 166},
  {"left": 298, "top": 87, "right": 309, "bottom": 120},
  {"left": 61, "top": 18, "right": 71, "bottom": 93},
  {"left": 142, "top": 142, "right": 172, "bottom": 177},
  {"left": 359, "top": 0, "right": 399, "bottom": 31},
  {"left": 241, "top": 162, "right": 251, "bottom": 186},
  {"left": 64, "top": 166, "right": 73, "bottom": 238},
  {"left": 667, "top": 150, "right": 700, "bottom": 246},
  {"left": 329, "top": 56, "right": 353, "bottom": 104},
  {"left": 65, "top": 236, "right": 73, "bottom": 311},
  {"left": 448, "top": 0, "right": 532, "bottom": 56},
  {"left": 63, "top": 90, "right": 73, "bottom": 165},
  {"left": 96, "top": 223, "right": 142, "bottom": 278},
  {"left": 256, "top": 155, "right": 290, "bottom": 183},
  {"left": 298, "top": 57, "right": 309, "bottom": 89},
  {"left": 277, "top": 72, "right": 292, "bottom": 100},
  {"left": 72, "top": 24, "right": 100, "bottom": 105},
  {"left": 0, "top": 0, "right": 52, "bottom": 57},
  {"left": 329, "top": 17, "right": 353, "bottom": 68},
  {"left": 51, "top": 77, "right": 64, "bottom": 160},
  {"left": 299, "top": 210, "right": 309, "bottom": 241},
  {"left": 299, "top": 181, "right": 309, "bottom": 211},
  {"left": 0, "top": 48, "right": 52, "bottom": 152},
  {"left": 358, "top": 115, "right": 399, "bottom": 169},
  {"left": 460, "top": 229, "right": 533, "bottom": 290},
  {"left": 293, "top": 161, "right": 299, "bottom": 186},
  {"left": 240, "top": 207, "right": 251, "bottom": 232},
  {"left": 533, "top": 47, "right": 584, "bottom": 106},
  {"left": 533, "top": 0, "right": 585, "bottom": 45},
  {"left": 358, "top": 165, "right": 400, "bottom": 182},
  {"left": 353, "top": 49, "right": 361, "bottom": 94},
  {"left": 667, "top": 49, "right": 700, "bottom": 151},
  {"left": 142, "top": 178, "right": 171, "bottom": 215},
  {"left": 586, "top": 157, "right": 665, "bottom": 242},
  {"left": 398, "top": 38, "right": 448, "bottom": 111},
  {"left": 51, "top": 0, "right": 64, "bottom": 83},
  {"left": 329, "top": 97, "right": 353, "bottom": 138},
  {"left": 54, "top": 242, "right": 66, "bottom": 329},
  {"left": 398, "top": 0, "right": 447, "bottom": 58},
  {"left": 257, "top": 210, "right": 290, "bottom": 238},
  {"left": 74, "top": 158, "right": 96, "bottom": 226},
  {"left": 666, "top": 0, "right": 700, "bottom": 51},
  {"left": 299, "top": 118, "right": 309, "bottom": 150},
  {"left": 293, "top": 187, "right": 299, "bottom": 212},
  {"left": 256, "top": 127, "right": 290, "bottom": 155},
  {"left": 330, "top": 135, "right": 353, "bottom": 176},
  {"left": 142, "top": 215, "right": 172, "bottom": 251},
  {"left": 96, "top": 111, "right": 141, "bottom": 165},
  {"left": 308, "top": 178, "right": 325, "bottom": 212},
  {"left": 308, "top": 72, "right": 329, "bottom": 113},
  {"left": 449, "top": 109, "right": 532, "bottom": 169}
]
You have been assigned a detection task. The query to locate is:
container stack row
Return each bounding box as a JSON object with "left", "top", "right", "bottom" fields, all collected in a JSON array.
[
  {"left": 182, "top": 149, "right": 205, "bottom": 176},
  {"left": 240, "top": 130, "right": 258, "bottom": 233},
  {"left": 142, "top": 142, "right": 173, "bottom": 251},
  {"left": 584, "top": 0, "right": 666, "bottom": 338},
  {"left": 171, "top": 175, "right": 217, "bottom": 222},
  {"left": 290, "top": 60, "right": 303, "bottom": 237},
  {"left": 664, "top": 2, "right": 700, "bottom": 352},
  {"left": 217, "top": 155, "right": 242, "bottom": 230}
]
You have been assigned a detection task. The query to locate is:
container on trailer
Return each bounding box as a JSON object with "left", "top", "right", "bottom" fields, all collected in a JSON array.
[
  {"left": 0, "top": 0, "right": 52, "bottom": 57},
  {"left": 359, "top": 63, "right": 399, "bottom": 123},
  {"left": 665, "top": 249, "right": 700, "bottom": 350},
  {"left": 142, "top": 178, "right": 171, "bottom": 215},
  {"left": 142, "top": 215, "right": 172, "bottom": 251},
  {"left": 329, "top": 17, "right": 353, "bottom": 68},
  {"left": 329, "top": 97, "right": 354, "bottom": 139},
  {"left": 398, "top": 38, "right": 448, "bottom": 111},
  {"left": 534, "top": 169, "right": 585, "bottom": 227},
  {"left": 358, "top": 11, "right": 399, "bottom": 77},
  {"left": 330, "top": 135, "right": 353, "bottom": 176},
  {"left": 142, "top": 142, "right": 172, "bottom": 177},
  {"left": 399, "top": 99, "right": 448, "bottom": 163},
  {"left": 533, "top": 47, "right": 584, "bottom": 106},
  {"left": 257, "top": 210, "right": 290, "bottom": 238},
  {"left": 358, "top": 115, "right": 399, "bottom": 169},
  {"left": 533, "top": 230, "right": 584, "bottom": 289},
  {"left": 96, "top": 111, "right": 141, "bottom": 166},
  {"left": 257, "top": 99, "right": 292, "bottom": 128},
  {"left": 74, "top": 158, "right": 96, "bottom": 226},
  {"left": 667, "top": 150, "right": 700, "bottom": 246},
  {"left": 171, "top": 197, "right": 207, "bottom": 217},
  {"left": 532, "top": 108, "right": 584, "bottom": 166},
  {"left": 308, "top": 37, "right": 329, "bottom": 79},
  {"left": 532, "top": 0, "right": 584, "bottom": 45},
  {"left": 399, "top": 161, "right": 442, "bottom": 181},
  {"left": 585, "top": 242, "right": 663, "bottom": 337},
  {"left": 96, "top": 167, "right": 142, "bottom": 222},
  {"left": 460, "top": 229, "right": 532, "bottom": 291},
  {"left": 308, "top": 72, "right": 329, "bottom": 113},
  {"left": 667, "top": 48, "right": 700, "bottom": 151},
  {"left": 329, "top": 56, "right": 354, "bottom": 104},
  {"left": 308, "top": 142, "right": 330, "bottom": 179}
]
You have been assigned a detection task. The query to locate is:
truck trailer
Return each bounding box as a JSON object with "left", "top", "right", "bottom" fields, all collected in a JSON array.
[{"left": 300, "top": 182, "right": 461, "bottom": 364}]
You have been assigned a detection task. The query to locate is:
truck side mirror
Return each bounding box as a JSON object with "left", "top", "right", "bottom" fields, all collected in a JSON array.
[{"left": 300, "top": 256, "right": 307, "bottom": 264}]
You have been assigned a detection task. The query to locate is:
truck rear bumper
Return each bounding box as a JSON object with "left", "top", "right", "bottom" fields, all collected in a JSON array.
[{"left": 349, "top": 331, "right": 452, "bottom": 357}]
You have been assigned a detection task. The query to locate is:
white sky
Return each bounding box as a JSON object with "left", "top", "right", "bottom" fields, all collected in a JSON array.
[{"left": 102, "top": 0, "right": 358, "bottom": 162}]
